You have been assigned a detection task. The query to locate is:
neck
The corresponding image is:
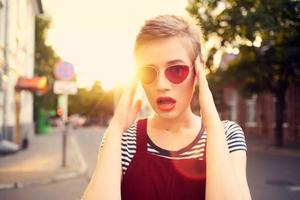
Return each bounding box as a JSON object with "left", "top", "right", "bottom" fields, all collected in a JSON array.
[{"left": 150, "top": 107, "right": 199, "bottom": 133}]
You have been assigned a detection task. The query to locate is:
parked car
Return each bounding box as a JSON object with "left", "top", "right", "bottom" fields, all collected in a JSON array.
[{"left": 68, "top": 114, "right": 86, "bottom": 128}]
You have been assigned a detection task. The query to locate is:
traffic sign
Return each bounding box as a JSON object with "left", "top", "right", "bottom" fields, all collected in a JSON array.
[
  {"left": 54, "top": 61, "right": 75, "bottom": 81},
  {"left": 54, "top": 80, "right": 77, "bottom": 95}
]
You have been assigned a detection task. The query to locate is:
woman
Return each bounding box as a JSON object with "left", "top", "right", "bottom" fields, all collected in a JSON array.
[{"left": 83, "top": 15, "right": 252, "bottom": 200}]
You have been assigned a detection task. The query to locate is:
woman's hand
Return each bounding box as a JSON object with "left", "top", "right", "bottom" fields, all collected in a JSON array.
[
  {"left": 194, "top": 57, "right": 252, "bottom": 200},
  {"left": 109, "top": 78, "right": 142, "bottom": 132},
  {"left": 83, "top": 79, "right": 141, "bottom": 200},
  {"left": 194, "top": 56, "right": 222, "bottom": 127}
]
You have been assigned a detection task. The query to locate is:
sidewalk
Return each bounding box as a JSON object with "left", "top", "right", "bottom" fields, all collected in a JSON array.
[
  {"left": 246, "top": 136, "right": 300, "bottom": 158},
  {"left": 0, "top": 127, "right": 86, "bottom": 190}
]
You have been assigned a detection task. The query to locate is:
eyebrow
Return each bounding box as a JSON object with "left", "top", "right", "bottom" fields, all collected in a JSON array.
[
  {"left": 142, "top": 59, "right": 187, "bottom": 68},
  {"left": 166, "top": 59, "right": 186, "bottom": 65}
]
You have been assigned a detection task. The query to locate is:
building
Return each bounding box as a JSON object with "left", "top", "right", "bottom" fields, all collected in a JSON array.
[
  {"left": 220, "top": 82, "right": 300, "bottom": 143},
  {"left": 191, "top": 53, "right": 300, "bottom": 144},
  {"left": 0, "top": 0, "right": 43, "bottom": 146}
]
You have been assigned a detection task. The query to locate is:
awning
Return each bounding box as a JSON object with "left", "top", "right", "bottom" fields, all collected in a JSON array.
[{"left": 15, "top": 76, "right": 48, "bottom": 94}]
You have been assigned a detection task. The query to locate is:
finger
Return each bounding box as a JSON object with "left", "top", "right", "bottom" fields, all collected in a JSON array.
[
  {"left": 193, "top": 57, "right": 221, "bottom": 124},
  {"left": 194, "top": 56, "right": 209, "bottom": 90},
  {"left": 125, "top": 77, "right": 139, "bottom": 100},
  {"left": 128, "top": 99, "right": 142, "bottom": 124},
  {"left": 120, "top": 77, "right": 139, "bottom": 107},
  {"left": 194, "top": 56, "right": 205, "bottom": 79},
  {"left": 132, "top": 99, "right": 142, "bottom": 115}
]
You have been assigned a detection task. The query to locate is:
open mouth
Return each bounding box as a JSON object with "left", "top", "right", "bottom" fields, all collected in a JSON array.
[{"left": 156, "top": 97, "right": 176, "bottom": 111}]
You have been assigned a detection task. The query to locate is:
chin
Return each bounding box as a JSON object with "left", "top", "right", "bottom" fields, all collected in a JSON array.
[{"left": 153, "top": 108, "right": 181, "bottom": 120}]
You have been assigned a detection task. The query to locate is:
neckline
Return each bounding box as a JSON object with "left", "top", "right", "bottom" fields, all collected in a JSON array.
[{"left": 145, "top": 118, "right": 204, "bottom": 156}]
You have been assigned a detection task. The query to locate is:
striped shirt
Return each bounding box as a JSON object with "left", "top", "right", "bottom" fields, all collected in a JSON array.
[{"left": 100, "top": 120, "right": 247, "bottom": 175}]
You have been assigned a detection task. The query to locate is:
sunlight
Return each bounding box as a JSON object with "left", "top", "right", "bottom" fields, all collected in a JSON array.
[{"left": 43, "top": 0, "right": 188, "bottom": 90}]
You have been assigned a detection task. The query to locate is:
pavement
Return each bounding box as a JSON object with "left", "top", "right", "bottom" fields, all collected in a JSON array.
[
  {"left": 246, "top": 135, "right": 300, "bottom": 158},
  {"left": 0, "top": 126, "right": 87, "bottom": 190},
  {"left": 0, "top": 126, "right": 299, "bottom": 191}
]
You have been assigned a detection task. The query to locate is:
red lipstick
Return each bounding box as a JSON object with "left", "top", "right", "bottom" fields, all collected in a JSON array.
[{"left": 156, "top": 96, "right": 176, "bottom": 111}]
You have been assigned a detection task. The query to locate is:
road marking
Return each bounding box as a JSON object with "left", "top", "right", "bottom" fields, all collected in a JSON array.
[
  {"left": 288, "top": 186, "right": 300, "bottom": 191},
  {"left": 0, "top": 183, "right": 14, "bottom": 190},
  {"left": 70, "top": 135, "right": 87, "bottom": 174}
]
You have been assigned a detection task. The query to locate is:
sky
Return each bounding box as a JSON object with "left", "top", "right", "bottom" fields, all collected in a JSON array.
[{"left": 42, "top": 0, "right": 189, "bottom": 91}]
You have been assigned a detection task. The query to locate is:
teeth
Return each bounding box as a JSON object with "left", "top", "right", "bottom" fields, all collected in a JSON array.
[
  {"left": 159, "top": 100, "right": 173, "bottom": 104},
  {"left": 157, "top": 98, "right": 175, "bottom": 105}
]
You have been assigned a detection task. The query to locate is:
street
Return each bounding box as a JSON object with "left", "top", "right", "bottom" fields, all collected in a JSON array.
[
  {"left": 247, "top": 151, "right": 300, "bottom": 199},
  {"left": 0, "top": 126, "right": 103, "bottom": 200},
  {"left": 0, "top": 126, "right": 299, "bottom": 200}
]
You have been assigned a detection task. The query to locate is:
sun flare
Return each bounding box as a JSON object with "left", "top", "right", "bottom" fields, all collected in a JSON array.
[{"left": 43, "top": 0, "right": 188, "bottom": 90}]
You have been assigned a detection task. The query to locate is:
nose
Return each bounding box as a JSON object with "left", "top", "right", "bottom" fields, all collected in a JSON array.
[{"left": 155, "top": 70, "right": 171, "bottom": 91}]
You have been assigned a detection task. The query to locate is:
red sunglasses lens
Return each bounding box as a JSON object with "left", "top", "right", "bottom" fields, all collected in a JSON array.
[
  {"left": 138, "top": 67, "right": 156, "bottom": 84},
  {"left": 165, "top": 65, "right": 190, "bottom": 84}
]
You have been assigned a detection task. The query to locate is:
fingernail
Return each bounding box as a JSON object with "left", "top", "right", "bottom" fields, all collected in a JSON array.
[{"left": 137, "top": 99, "right": 142, "bottom": 109}]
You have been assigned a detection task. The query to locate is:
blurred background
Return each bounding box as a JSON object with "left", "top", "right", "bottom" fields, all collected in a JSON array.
[{"left": 0, "top": 0, "right": 299, "bottom": 199}]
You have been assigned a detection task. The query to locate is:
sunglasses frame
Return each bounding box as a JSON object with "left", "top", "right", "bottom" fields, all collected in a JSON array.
[{"left": 138, "top": 64, "right": 195, "bottom": 85}]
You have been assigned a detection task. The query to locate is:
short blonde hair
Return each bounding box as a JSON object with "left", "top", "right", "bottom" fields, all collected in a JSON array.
[{"left": 134, "top": 15, "right": 203, "bottom": 60}]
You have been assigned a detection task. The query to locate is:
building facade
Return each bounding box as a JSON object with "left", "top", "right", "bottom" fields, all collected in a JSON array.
[
  {"left": 216, "top": 82, "right": 300, "bottom": 143},
  {"left": 0, "top": 0, "right": 43, "bottom": 143}
]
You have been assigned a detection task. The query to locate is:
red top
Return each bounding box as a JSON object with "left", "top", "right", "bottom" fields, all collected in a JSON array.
[{"left": 121, "top": 118, "right": 206, "bottom": 200}]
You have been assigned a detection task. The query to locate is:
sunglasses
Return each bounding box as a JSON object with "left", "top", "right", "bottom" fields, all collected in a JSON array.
[{"left": 138, "top": 65, "right": 194, "bottom": 84}]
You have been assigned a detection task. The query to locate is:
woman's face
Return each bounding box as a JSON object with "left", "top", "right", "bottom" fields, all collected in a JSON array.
[{"left": 135, "top": 36, "right": 196, "bottom": 119}]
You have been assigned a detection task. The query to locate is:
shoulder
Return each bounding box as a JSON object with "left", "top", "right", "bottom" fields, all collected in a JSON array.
[
  {"left": 222, "top": 120, "right": 244, "bottom": 138},
  {"left": 221, "top": 120, "right": 247, "bottom": 153}
]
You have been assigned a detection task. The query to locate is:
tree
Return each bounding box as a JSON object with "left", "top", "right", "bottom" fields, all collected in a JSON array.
[
  {"left": 187, "top": 0, "right": 300, "bottom": 146},
  {"left": 34, "top": 15, "right": 59, "bottom": 122},
  {"left": 68, "top": 81, "right": 114, "bottom": 125}
]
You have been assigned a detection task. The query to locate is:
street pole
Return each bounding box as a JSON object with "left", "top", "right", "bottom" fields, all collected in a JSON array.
[
  {"left": 53, "top": 61, "right": 76, "bottom": 168},
  {"left": 62, "top": 120, "right": 67, "bottom": 168},
  {"left": 59, "top": 94, "right": 68, "bottom": 168}
]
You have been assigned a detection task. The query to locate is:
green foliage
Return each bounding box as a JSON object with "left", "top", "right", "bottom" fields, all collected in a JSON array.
[
  {"left": 187, "top": 0, "right": 300, "bottom": 146},
  {"left": 188, "top": 0, "right": 300, "bottom": 44},
  {"left": 68, "top": 81, "right": 114, "bottom": 124},
  {"left": 187, "top": 0, "right": 300, "bottom": 95},
  {"left": 34, "top": 16, "right": 59, "bottom": 121}
]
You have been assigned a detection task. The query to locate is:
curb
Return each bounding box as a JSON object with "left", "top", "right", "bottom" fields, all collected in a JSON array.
[{"left": 0, "top": 135, "right": 87, "bottom": 191}]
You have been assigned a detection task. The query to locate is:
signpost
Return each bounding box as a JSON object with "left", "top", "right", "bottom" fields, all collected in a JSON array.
[
  {"left": 54, "top": 61, "right": 75, "bottom": 81},
  {"left": 53, "top": 61, "right": 77, "bottom": 168}
]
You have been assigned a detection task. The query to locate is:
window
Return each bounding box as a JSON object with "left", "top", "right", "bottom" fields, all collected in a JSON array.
[
  {"left": 227, "top": 90, "right": 237, "bottom": 121},
  {"left": 246, "top": 94, "right": 257, "bottom": 127}
]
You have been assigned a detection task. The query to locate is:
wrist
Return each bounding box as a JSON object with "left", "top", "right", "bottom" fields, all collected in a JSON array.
[{"left": 108, "top": 119, "right": 126, "bottom": 133}]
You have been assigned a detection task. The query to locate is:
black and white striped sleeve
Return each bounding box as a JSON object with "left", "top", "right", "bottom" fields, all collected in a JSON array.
[
  {"left": 98, "top": 121, "right": 138, "bottom": 175},
  {"left": 121, "top": 121, "right": 138, "bottom": 174},
  {"left": 223, "top": 120, "right": 247, "bottom": 153}
]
